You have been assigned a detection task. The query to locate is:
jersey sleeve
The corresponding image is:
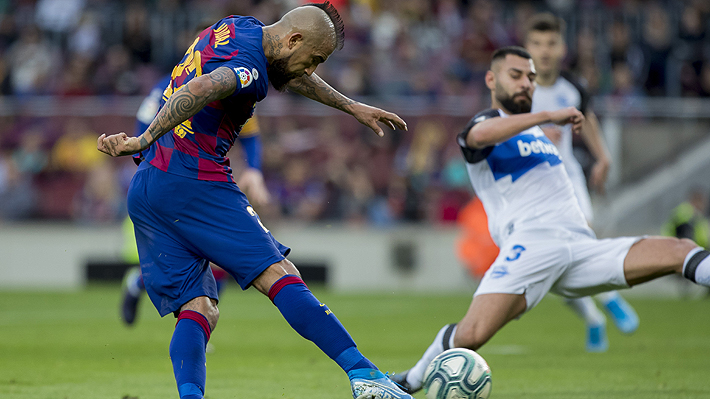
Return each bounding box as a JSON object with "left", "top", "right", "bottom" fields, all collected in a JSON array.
[
  {"left": 237, "top": 135, "right": 262, "bottom": 170},
  {"left": 561, "top": 71, "right": 591, "bottom": 114},
  {"left": 457, "top": 109, "right": 500, "bottom": 164},
  {"left": 225, "top": 63, "right": 260, "bottom": 97}
]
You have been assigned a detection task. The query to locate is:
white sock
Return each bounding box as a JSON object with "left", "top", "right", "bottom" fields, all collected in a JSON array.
[
  {"left": 594, "top": 291, "right": 619, "bottom": 305},
  {"left": 406, "top": 323, "right": 457, "bottom": 390},
  {"left": 563, "top": 297, "right": 606, "bottom": 326},
  {"left": 126, "top": 268, "right": 143, "bottom": 296},
  {"left": 683, "top": 247, "right": 710, "bottom": 286}
]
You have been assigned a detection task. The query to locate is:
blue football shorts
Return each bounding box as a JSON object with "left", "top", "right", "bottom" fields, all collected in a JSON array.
[{"left": 127, "top": 165, "right": 290, "bottom": 316}]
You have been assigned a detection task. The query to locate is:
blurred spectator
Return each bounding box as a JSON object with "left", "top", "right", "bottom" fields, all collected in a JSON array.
[
  {"left": 6, "top": 24, "right": 55, "bottom": 95},
  {"left": 93, "top": 44, "right": 140, "bottom": 95},
  {"left": 123, "top": 3, "right": 152, "bottom": 64},
  {"left": 607, "top": 18, "right": 644, "bottom": 90},
  {"left": 569, "top": 29, "right": 602, "bottom": 94},
  {"left": 51, "top": 118, "right": 105, "bottom": 173},
  {"left": 0, "top": 151, "right": 38, "bottom": 221},
  {"left": 72, "top": 161, "right": 125, "bottom": 224},
  {"left": 12, "top": 129, "right": 48, "bottom": 176},
  {"left": 68, "top": 11, "right": 101, "bottom": 61},
  {"left": 611, "top": 61, "right": 643, "bottom": 99},
  {"left": 641, "top": 4, "right": 673, "bottom": 96},
  {"left": 677, "top": 4, "right": 709, "bottom": 97},
  {"left": 34, "top": 0, "right": 85, "bottom": 37}
]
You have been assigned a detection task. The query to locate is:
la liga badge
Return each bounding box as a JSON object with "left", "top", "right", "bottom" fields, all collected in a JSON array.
[{"left": 234, "top": 67, "right": 253, "bottom": 88}]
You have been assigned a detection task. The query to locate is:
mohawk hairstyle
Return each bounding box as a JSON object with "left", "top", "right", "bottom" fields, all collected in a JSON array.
[{"left": 305, "top": 1, "right": 345, "bottom": 50}]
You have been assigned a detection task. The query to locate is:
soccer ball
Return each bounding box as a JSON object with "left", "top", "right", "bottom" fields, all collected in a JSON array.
[{"left": 422, "top": 348, "right": 492, "bottom": 399}]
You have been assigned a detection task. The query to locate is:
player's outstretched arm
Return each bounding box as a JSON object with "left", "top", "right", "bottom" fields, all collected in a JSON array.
[
  {"left": 97, "top": 67, "right": 238, "bottom": 157},
  {"left": 466, "top": 107, "right": 583, "bottom": 149},
  {"left": 287, "top": 73, "right": 407, "bottom": 136}
]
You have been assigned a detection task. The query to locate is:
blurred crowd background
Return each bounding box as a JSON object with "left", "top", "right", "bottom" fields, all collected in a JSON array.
[{"left": 0, "top": 0, "right": 708, "bottom": 226}]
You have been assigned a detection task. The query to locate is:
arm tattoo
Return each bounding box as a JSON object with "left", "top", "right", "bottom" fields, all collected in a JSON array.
[
  {"left": 140, "top": 67, "right": 237, "bottom": 149},
  {"left": 287, "top": 73, "right": 356, "bottom": 113}
]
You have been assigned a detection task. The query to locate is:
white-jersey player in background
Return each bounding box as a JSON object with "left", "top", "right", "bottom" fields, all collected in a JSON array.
[
  {"left": 525, "top": 13, "right": 638, "bottom": 352},
  {"left": 391, "top": 46, "right": 710, "bottom": 393}
]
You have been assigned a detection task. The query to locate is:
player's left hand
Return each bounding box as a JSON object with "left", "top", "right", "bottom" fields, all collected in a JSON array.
[
  {"left": 97, "top": 133, "right": 143, "bottom": 157},
  {"left": 350, "top": 102, "right": 408, "bottom": 137},
  {"left": 589, "top": 159, "right": 610, "bottom": 194},
  {"left": 238, "top": 168, "right": 271, "bottom": 206}
]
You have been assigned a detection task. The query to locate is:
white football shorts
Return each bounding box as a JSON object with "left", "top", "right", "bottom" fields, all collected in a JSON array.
[{"left": 474, "top": 229, "right": 643, "bottom": 313}]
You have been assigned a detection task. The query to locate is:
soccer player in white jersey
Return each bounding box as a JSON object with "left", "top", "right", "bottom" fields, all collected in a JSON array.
[
  {"left": 526, "top": 13, "right": 638, "bottom": 352},
  {"left": 391, "top": 46, "right": 710, "bottom": 393}
]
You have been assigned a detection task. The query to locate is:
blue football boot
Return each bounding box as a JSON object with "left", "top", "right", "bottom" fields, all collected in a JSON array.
[
  {"left": 586, "top": 322, "right": 609, "bottom": 353},
  {"left": 348, "top": 369, "right": 414, "bottom": 399},
  {"left": 602, "top": 293, "right": 639, "bottom": 334},
  {"left": 388, "top": 370, "right": 418, "bottom": 394}
]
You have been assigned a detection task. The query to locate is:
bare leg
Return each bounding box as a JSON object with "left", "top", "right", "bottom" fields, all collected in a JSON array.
[
  {"left": 179, "top": 296, "right": 219, "bottom": 331},
  {"left": 251, "top": 258, "right": 301, "bottom": 295},
  {"left": 453, "top": 293, "right": 527, "bottom": 350},
  {"left": 623, "top": 237, "right": 698, "bottom": 286},
  {"left": 401, "top": 293, "right": 526, "bottom": 393}
]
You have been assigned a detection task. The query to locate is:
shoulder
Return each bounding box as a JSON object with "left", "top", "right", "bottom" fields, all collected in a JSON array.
[
  {"left": 462, "top": 108, "right": 501, "bottom": 133},
  {"left": 559, "top": 71, "right": 591, "bottom": 112},
  {"left": 220, "top": 15, "right": 265, "bottom": 29},
  {"left": 205, "top": 16, "right": 268, "bottom": 98},
  {"left": 457, "top": 109, "right": 500, "bottom": 164}
]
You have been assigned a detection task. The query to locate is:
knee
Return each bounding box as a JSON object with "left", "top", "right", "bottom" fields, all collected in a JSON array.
[
  {"left": 204, "top": 300, "right": 219, "bottom": 330},
  {"left": 677, "top": 238, "right": 699, "bottom": 252},
  {"left": 253, "top": 259, "right": 301, "bottom": 296},
  {"left": 675, "top": 238, "right": 699, "bottom": 262},
  {"left": 180, "top": 297, "right": 219, "bottom": 331},
  {"left": 281, "top": 259, "right": 301, "bottom": 277}
]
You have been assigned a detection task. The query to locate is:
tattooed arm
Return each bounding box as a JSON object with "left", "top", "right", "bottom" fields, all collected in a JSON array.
[
  {"left": 287, "top": 73, "right": 408, "bottom": 136},
  {"left": 97, "top": 67, "right": 237, "bottom": 157}
]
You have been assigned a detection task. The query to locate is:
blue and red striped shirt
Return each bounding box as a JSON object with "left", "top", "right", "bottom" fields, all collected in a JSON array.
[{"left": 138, "top": 16, "right": 269, "bottom": 182}]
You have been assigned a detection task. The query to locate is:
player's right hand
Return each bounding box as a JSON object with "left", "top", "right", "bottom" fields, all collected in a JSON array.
[
  {"left": 548, "top": 107, "right": 584, "bottom": 135},
  {"left": 97, "top": 133, "right": 143, "bottom": 157}
]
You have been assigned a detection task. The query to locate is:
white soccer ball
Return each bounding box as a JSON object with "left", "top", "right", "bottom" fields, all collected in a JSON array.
[{"left": 422, "top": 348, "right": 492, "bottom": 399}]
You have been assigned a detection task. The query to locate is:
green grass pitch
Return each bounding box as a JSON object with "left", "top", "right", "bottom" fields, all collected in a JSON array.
[{"left": 1, "top": 284, "right": 709, "bottom": 399}]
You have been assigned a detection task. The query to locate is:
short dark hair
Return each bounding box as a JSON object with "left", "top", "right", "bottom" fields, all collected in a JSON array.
[
  {"left": 305, "top": 1, "right": 345, "bottom": 50},
  {"left": 525, "top": 12, "right": 566, "bottom": 37},
  {"left": 491, "top": 46, "right": 532, "bottom": 67}
]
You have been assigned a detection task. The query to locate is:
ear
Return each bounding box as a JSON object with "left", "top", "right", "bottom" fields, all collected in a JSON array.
[
  {"left": 485, "top": 70, "right": 496, "bottom": 91},
  {"left": 287, "top": 32, "right": 303, "bottom": 50}
]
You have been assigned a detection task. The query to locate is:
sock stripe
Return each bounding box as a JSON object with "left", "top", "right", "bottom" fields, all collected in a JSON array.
[
  {"left": 268, "top": 275, "right": 306, "bottom": 302},
  {"left": 684, "top": 250, "right": 710, "bottom": 283},
  {"left": 177, "top": 310, "right": 212, "bottom": 342},
  {"left": 442, "top": 323, "right": 457, "bottom": 351}
]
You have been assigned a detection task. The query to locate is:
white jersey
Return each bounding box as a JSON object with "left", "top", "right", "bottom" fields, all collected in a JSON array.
[
  {"left": 531, "top": 72, "right": 594, "bottom": 221},
  {"left": 531, "top": 72, "right": 590, "bottom": 170},
  {"left": 457, "top": 108, "right": 593, "bottom": 246}
]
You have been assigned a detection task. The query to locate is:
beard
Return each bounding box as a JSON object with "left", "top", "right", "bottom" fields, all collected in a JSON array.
[
  {"left": 267, "top": 54, "right": 302, "bottom": 92},
  {"left": 495, "top": 83, "right": 532, "bottom": 114}
]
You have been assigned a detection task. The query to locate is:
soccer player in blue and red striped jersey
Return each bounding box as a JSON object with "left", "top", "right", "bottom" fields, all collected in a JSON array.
[
  {"left": 98, "top": 3, "right": 411, "bottom": 399},
  {"left": 120, "top": 75, "right": 270, "bottom": 326}
]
